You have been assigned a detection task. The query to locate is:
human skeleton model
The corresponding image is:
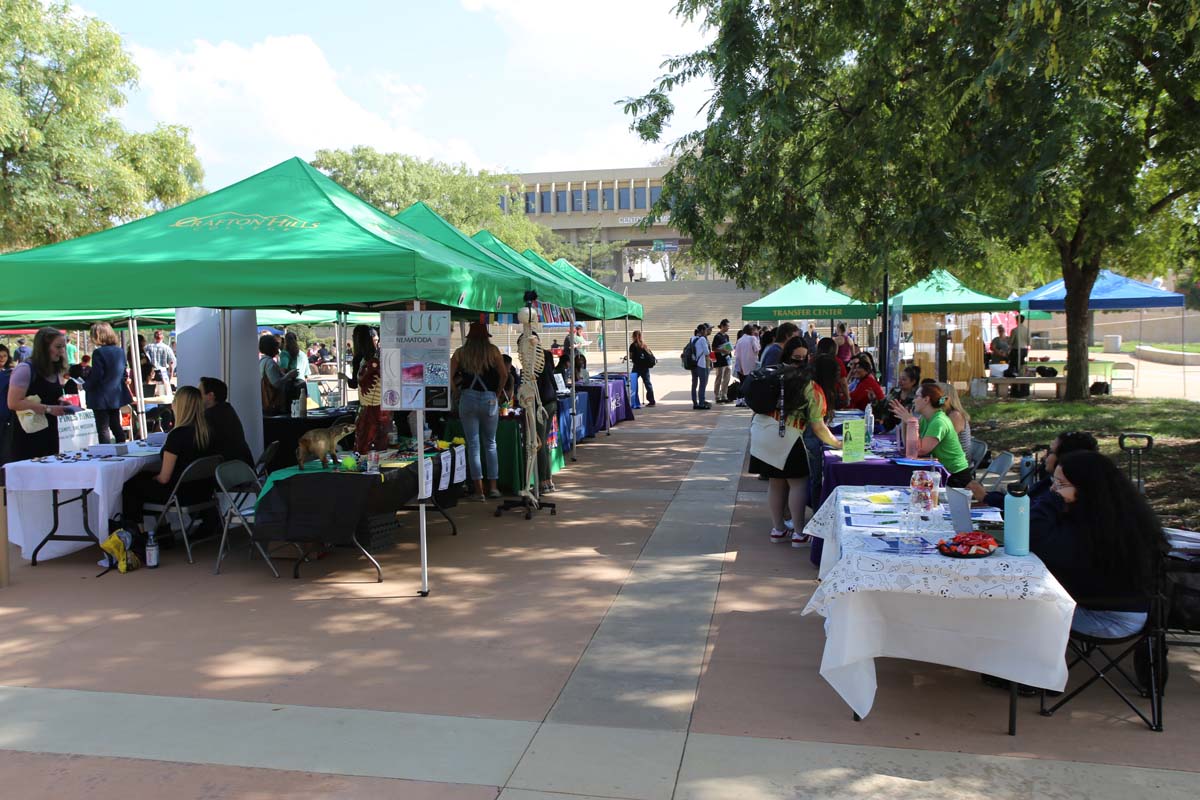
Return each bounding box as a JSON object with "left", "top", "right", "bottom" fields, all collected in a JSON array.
[{"left": 516, "top": 310, "right": 547, "bottom": 508}]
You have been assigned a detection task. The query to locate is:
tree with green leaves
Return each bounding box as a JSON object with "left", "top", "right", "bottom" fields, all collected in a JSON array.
[
  {"left": 0, "top": 0, "right": 203, "bottom": 252},
  {"left": 312, "top": 146, "right": 549, "bottom": 254},
  {"left": 626, "top": 0, "right": 1200, "bottom": 399}
]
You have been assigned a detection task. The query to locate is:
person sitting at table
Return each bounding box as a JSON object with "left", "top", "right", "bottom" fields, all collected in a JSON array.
[
  {"left": 970, "top": 430, "right": 1098, "bottom": 507},
  {"left": 118, "top": 386, "right": 216, "bottom": 534},
  {"left": 848, "top": 356, "right": 884, "bottom": 411},
  {"left": 200, "top": 376, "right": 253, "bottom": 466},
  {"left": 987, "top": 324, "right": 1011, "bottom": 368},
  {"left": 1031, "top": 450, "right": 1167, "bottom": 638},
  {"left": 888, "top": 382, "right": 972, "bottom": 488},
  {"left": 572, "top": 352, "right": 589, "bottom": 384},
  {"left": 4, "top": 327, "right": 74, "bottom": 462},
  {"left": 83, "top": 322, "right": 132, "bottom": 444},
  {"left": 749, "top": 367, "right": 841, "bottom": 547},
  {"left": 877, "top": 365, "right": 919, "bottom": 431},
  {"left": 451, "top": 322, "right": 508, "bottom": 500},
  {"left": 937, "top": 382, "right": 973, "bottom": 458}
]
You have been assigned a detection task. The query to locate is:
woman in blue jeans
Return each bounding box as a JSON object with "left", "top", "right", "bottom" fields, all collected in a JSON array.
[
  {"left": 450, "top": 322, "right": 509, "bottom": 500},
  {"left": 628, "top": 330, "right": 656, "bottom": 408},
  {"left": 689, "top": 323, "right": 712, "bottom": 410}
]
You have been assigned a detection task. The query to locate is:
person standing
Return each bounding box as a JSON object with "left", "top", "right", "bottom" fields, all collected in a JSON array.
[
  {"left": 144, "top": 330, "right": 177, "bottom": 388},
  {"left": 689, "top": 323, "right": 712, "bottom": 410},
  {"left": 344, "top": 326, "right": 390, "bottom": 455},
  {"left": 451, "top": 322, "right": 508, "bottom": 500},
  {"left": 804, "top": 323, "right": 819, "bottom": 353},
  {"left": 711, "top": 319, "right": 733, "bottom": 404},
  {"left": 1009, "top": 314, "right": 1030, "bottom": 372},
  {"left": 989, "top": 324, "right": 1011, "bottom": 368},
  {"left": 83, "top": 322, "right": 132, "bottom": 444},
  {"left": 279, "top": 331, "right": 310, "bottom": 417},
  {"left": 65, "top": 337, "right": 79, "bottom": 366},
  {"left": 13, "top": 338, "right": 31, "bottom": 364},
  {"left": 5, "top": 327, "right": 74, "bottom": 461},
  {"left": 759, "top": 322, "right": 799, "bottom": 368},
  {"left": 0, "top": 344, "right": 12, "bottom": 373},
  {"left": 733, "top": 325, "right": 761, "bottom": 406},
  {"left": 629, "top": 330, "right": 656, "bottom": 408}
]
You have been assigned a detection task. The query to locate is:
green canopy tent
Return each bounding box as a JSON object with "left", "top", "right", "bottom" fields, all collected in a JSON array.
[
  {"left": 741, "top": 277, "right": 878, "bottom": 320},
  {"left": 0, "top": 158, "right": 560, "bottom": 315},
  {"left": 889, "top": 270, "right": 1018, "bottom": 313},
  {"left": 394, "top": 203, "right": 576, "bottom": 313},
  {"left": 472, "top": 231, "right": 606, "bottom": 321}
]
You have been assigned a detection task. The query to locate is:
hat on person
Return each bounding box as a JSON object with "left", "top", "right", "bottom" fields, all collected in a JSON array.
[{"left": 467, "top": 322, "right": 492, "bottom": 340}]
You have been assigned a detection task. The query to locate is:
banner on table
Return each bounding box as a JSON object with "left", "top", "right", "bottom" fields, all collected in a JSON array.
[{"left": 381, "top": 310, "right": 452, "bottom": 411}]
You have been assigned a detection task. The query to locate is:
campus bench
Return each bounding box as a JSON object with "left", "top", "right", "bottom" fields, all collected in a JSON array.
[{"left": 986, "top": 376, "right": 1067, "bottom": 399}]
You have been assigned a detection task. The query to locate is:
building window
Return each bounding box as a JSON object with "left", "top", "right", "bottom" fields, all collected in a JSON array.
[
  {"left": 633, "top": 187, "right": 647, "bottom": 209},
  {"left": 587, "top": 188, "right": 598, "bottom": 210},
  {"left": 571, "top": 189, "right": 583, "bottom": 211},
  {"left": 649, "top": 186, "right": 663, "bottom": 206},
  {"left": 618, "top": 187, "right": 631, "bottom": 210},
  {"left": 555, "top": 190, "right": 567, "bottom": 213},
  {"left": 540, "top": 190, "right": 552, "bottom": 213},
  {"left": 525, "top": 192, "right": 537, "bottom": 213},
  {"left": 602, "top": 188, "right": 615, "bottom": 210}
]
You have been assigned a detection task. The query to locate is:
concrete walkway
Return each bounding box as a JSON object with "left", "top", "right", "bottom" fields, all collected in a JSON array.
[{"left": 1, "top": 371, "right": 1197, "bottom": 799}]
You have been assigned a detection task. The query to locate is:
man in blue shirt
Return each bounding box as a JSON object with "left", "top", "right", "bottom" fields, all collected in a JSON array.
[{"left": 759, "top": 322, "right": 800, "bottom": 368}]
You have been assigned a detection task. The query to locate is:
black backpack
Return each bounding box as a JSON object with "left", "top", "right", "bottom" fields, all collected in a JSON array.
[
  {"left": 743, "top": 364, "right": 805, "bottom": 415},
  {"left": 680, "top": 337, "right": 698, "bottom": 370}
]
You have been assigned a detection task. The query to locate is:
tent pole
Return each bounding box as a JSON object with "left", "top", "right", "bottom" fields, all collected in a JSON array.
[
  {"left": 881, "top": 269, "right": 891, "bottom": 384},
  {"left": 568, "top": 307, "right": 578, "bottom": 462},
  {"left": 127, "top": 316, "right": 147, "bottom": 437},
  {"left": 413, "top": 300, "right": 430, "bottom": 597},
  {"left": 1137, "top": 308, "right": 1144, "bottom": 390},
  {"left": 624, "top": 315, "right": 630, "bottom": 380},
  {"left": 1182, "top": 304, "right": 1187, "bottom": 401},
  {"left": 337, "top": 311, "right": 348, "bottom": 407},
  {"left": 602, "top": 311, "right": 611, "bottom": 437}
]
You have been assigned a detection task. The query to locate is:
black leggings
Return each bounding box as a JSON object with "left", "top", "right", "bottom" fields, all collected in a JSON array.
[{"left": 93, "top": 408, "right": 127, "bottom": 444}]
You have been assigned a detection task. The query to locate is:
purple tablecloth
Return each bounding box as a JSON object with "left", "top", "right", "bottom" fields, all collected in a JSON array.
[
  {"left": 577, "top": 378, "right": 634, "bottom": 430},
  {"left": 810, "top": 438, "right": 951, "bottom": 566}
]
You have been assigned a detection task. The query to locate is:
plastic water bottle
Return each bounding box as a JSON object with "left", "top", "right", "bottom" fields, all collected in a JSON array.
[
  {"left": 145, "top": 530, "right": 159, "bottom": 569},
  {"left": 367, "top": 443, "right": 380, "bottom": 474},
  {"left": 904, "top": 417, "right": 920, "bottom": 459},
  {"left": 1004, "top": 484, "right": 1030, "bottom": 556},
  {"left": 864, "top": 405, "right": 874, "bottom": 447}
]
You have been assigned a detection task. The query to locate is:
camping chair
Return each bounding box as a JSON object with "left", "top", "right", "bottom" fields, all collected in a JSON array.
[
  {"left": 143, "top": 455, "right": 223, "bottom": 564},
  {"left": 1041, "top": 566, "right": 1168, "bottom": 731},
  {"left": 967, "top": 438, "right": 989, "bottom": 472},
  {"left": 213, "top": 460, "right": 281, "bottom": 577},
  {"left": 255, "top": 441, "right": 279, "bottom": 480},
  {"left": 977, "top": 451, "right": 1015, "bottom": 493},
  {"left": 1111, "top": 362, "right": 1136, "bottom": 395}
]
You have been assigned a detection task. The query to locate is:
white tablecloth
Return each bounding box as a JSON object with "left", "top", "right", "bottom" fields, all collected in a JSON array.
[
  {"left": 4, "top": 449, "right": 161, "bottom": 561},
  {"left": 801, "top": 485, "right": 1076, "bottom": 718}
]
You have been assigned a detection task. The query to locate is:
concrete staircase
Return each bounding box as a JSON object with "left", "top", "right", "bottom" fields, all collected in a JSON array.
[{"left": 623, "top": 280, "right": 763, "bottom": 349}]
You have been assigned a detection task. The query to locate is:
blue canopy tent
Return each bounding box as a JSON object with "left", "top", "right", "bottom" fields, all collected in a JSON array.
[{"left": 1016, "top": 270, "right": 1188, "bottom": 396}]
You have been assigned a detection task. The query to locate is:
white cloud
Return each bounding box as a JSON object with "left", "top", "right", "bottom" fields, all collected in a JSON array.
[{"left": 129, "top": 35, "right": 480, "bottom": 187}]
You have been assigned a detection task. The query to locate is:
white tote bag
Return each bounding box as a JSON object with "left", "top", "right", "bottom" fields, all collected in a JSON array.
[{"left": 749, "top": 413, "right": 801, "bottom": 469}]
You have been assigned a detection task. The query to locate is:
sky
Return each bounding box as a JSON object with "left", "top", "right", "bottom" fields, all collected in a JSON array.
[{"left": 79, "top": 0, "right": 715, "bottom": 191}]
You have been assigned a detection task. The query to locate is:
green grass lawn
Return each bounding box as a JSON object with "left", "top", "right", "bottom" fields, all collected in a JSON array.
[
  {"left": 1088, "top": 342, "right": 1200, "bottom": 354},
  {"left": 964, "top": 396, "right": 1200, "bottom": 530}
]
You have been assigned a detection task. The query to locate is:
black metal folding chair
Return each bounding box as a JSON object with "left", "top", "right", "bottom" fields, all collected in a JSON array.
[
  {"left": 213, "top": 460, "right": 280, "bottom": 577},
  {"left": 143, "top": 455, "right": 223, "bottom": 564}
]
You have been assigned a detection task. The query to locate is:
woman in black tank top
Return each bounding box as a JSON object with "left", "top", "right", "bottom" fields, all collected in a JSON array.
[{"left": 5, "top": 328, "right": 73, "bottom": 461}]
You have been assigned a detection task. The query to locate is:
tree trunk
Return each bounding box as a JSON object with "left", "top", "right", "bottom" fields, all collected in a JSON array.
[{"left": 1060, "top": 255, "right": 1101, "bottom": 401}]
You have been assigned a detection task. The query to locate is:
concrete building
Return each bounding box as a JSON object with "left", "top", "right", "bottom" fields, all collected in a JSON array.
[{"left": 510, "top": 166, "right": 693, "bottom": 285}]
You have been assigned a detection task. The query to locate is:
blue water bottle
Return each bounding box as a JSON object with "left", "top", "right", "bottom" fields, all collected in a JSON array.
[{"left": 1003, "top": 484, "right": 1030, "bottom": 556}]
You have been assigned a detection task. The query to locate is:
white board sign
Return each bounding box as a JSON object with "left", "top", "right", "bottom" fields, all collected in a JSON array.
[
  {"left": 58, "top": 409, "right": 99, "bottom": 452},
  {"left": 380, "top": 310, "right": 452, "bottom": 411}
]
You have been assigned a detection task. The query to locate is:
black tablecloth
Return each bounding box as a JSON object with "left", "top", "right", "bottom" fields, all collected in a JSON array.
[{"left": 261, "top": 407, "right": 355, "bottom": 471}]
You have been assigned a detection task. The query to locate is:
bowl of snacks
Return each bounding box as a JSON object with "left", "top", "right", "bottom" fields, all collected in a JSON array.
[{"left": 936, "top": 531, "right": 999, "bottom": 558}]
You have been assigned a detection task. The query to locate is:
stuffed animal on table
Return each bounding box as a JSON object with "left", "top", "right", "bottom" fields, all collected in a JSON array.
[{"left": 297, "top": 422, "right": 356, "bottom": 470}]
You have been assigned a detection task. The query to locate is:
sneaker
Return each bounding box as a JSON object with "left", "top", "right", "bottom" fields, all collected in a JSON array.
[
  {"left": 769, "top": 528, "right": 788, "bottom": 543},
  {"left": 487, "top": 489, "right": 503, "bottom": 499},
  {"left": 734, "top": 399, "right": 747, "bottom": 408},
  {"left": 646, "top": 401, "right": 656, "bottom": 407},
  {"left": 791, "top": 531, "right": 811, "bottom": 548}
]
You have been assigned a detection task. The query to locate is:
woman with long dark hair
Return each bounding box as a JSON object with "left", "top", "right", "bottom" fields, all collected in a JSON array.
[
  {"left": 629, "top": 330, "right": 656, "bottom": 408},
  {"left": 5, "top": 327, "right": 74, "bottom": 461},
  {"left": 811, "top": 352, "right": 848, "bottom": 415},
  {"left": 749, "top": 369, "right": 840, "bottom": 547},
  {"left": 346, "top": 325, "right": 390, "bottom": 454},
  {"left": 1032, "top": 450, "right": 1167, "bottom": 637},
  {"left": 879, "top": 364, "right": 920, "bottom": 430}
]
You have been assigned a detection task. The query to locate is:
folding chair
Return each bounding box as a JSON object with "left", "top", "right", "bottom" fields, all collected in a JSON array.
[
  {"left": 255, "top": 440, "right": 279, "bottom": 480},
  {"left": 1111, "top": 362, "right": 1136, "bottom": 395},
  {"left": 213, "top": 460, "right": 279, "bottom": 577},
  {"left": 1040, "top": 574, "right": 1167, "bottom": 731},
  {"left": 967, "top": 438, "right": 988, "bottom": 472},
  {"left": 143, "top": 455, "right": 223, "bottom": 564},
  {"left": 977, "top": 451, "right": 1014, "bottom": 493}
]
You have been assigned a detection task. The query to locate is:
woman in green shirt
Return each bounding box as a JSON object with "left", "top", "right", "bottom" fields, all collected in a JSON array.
[{"left": 888, "top": 383, "right": 972, "bottom": 488}]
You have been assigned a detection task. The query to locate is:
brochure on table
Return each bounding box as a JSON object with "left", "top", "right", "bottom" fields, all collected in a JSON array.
[{"left": 380, "top": 310, "right": 452, "bottom": 412}]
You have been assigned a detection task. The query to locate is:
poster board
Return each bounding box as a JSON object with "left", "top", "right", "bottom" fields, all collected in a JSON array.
[{"left": 380, "top": 310, "right": 452, "bottom": 411}]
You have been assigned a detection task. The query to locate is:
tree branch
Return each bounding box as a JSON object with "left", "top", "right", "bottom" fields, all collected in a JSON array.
[{"left": 1146, "top": 185, "right": 1196, "bottom": 217}]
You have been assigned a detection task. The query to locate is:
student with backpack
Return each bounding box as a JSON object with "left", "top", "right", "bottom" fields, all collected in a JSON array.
[{"left": 683, "top": 323, "right": 713, "bottom": 409}]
